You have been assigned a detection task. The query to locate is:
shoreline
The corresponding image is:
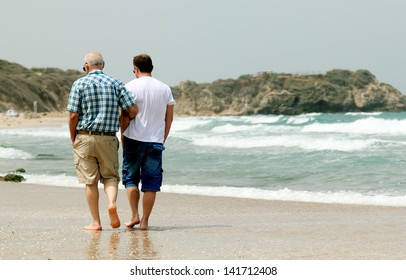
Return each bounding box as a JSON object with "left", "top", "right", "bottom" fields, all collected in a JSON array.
[
  {"left": 8, "top": 177, "right": 406, "bottom": 208},
  {"left": 1, "top": 181, "right": 406, "bottom": 260}
]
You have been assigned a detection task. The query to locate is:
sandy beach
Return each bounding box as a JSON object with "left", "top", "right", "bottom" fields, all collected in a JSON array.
[
  {"left": 0, "top": 181, "right": 406, "bottom": 260},
  {"left": 0, "top": 111, "right": 68, "bottom": 128}
]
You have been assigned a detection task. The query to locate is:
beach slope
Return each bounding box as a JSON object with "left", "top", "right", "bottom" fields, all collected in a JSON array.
[{"left": 1, "top": 182, "right": 406, "bottom": 260}]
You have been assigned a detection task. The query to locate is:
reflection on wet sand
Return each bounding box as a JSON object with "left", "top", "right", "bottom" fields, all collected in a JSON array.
[
  {"left": 109, "top": 232, "right": 120, "bottom": 259},
  {"left": 127, "top": 229, "right": 157, "bottom": 260},
  {"left": 85, "top": 229, "right": 157, "bottom": 260},
  {"left": 86, "top": 231, "right": 101, "bottom": 259}
]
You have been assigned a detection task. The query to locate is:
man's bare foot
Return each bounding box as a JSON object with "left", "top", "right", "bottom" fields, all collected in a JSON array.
[
  {"left": 125, "top": 218, "right": 140, "bottom": 228},
  {"left": 84, "top": 223, "right": 102, "bottom": 231},
  {"left": 108, "top": 207, "right": 121, "bottom": 228},
  {"left": 140, "top": 219, "right": 149, "bottom": 230}
]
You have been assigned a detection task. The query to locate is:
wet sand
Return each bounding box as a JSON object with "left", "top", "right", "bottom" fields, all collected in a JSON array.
[{"left": 1, "top": 182, "right": 406, "bottom": 260}]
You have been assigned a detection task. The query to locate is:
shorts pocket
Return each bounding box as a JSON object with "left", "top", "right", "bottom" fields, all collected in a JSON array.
[
  {"left": 73, "top": 134, "right": 84, "bottom": 149},
  {"left": 151, "top": 143, "right": 165, "bottom": 154}
]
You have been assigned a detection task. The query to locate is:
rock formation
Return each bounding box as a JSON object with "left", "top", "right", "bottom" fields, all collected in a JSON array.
[{"left": 171, "top": 69, "right": 406, "bottom": 115}]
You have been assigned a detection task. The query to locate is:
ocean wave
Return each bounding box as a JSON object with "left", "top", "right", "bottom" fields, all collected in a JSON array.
[
  {"left": 12, "top": 173, "right": 406, "bottom": 207},
  {"left": 210, "top": 123, "right": 264, "bottom": 133},
  {"left": 20, "top": 173, "right": 126, "bottom": 189},
  {"left": 302, "top": 118, "right": 406, "bottom": 135},
  {"left": 240, "top": 114, "right": 320, "bottom": 125},
  {"left": 163, "top": 185, "right": 406, "bottom": 207},
  {"left": 345, "top": 112, "right": 383, "bottom": 116},
  {"left": 171, "top": 117, "right": 214, "bottom": 132},
  {"left": 240, "top": 115, "right": 283, "bottom": 124},
  {"left": 286, "top": 115, "right": 316, "bottom": 125},
  {"left": 0, "top": 147, "right": 34, "bottom": 159},
  {"left": 190, "top": 135, "right": 394, "bottom": 151},
  {"left": 0, "top": 127, "right": 69, "bottom": 138},
  {"left": 20, "top": 173, "right": 81, "bottom": 187}
]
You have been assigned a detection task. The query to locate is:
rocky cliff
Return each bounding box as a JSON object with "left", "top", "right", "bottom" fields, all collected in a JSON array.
[
  {"left": 1, "top": 59, "right": 405, "bottom": 116},
  {"left": 172, "top": 69, "right": 406, "bottom": 115},
  {"left": 0, "top": 59, "right": 82, "bottom": 113}
]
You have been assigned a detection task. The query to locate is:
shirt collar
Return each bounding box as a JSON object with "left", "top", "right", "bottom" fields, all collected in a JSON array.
[{"left": 88, "top": 69, "right": 103, "bottom": 75}]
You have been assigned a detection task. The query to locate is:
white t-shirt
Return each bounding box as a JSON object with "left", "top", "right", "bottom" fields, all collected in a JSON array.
[{"left": 124, "top": 76, "right": 175, "bottom": 143}]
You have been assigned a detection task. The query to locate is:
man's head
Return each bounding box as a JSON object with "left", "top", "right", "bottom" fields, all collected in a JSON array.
[
  {"left": 133, "top": 54, "right": 154, "bottom": 73},
  {"left": 83, "top": 51, "right": 105, "bottom": 72}
]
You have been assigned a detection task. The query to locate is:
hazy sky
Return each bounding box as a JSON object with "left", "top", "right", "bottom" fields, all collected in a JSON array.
[{"left": 1, "top": 0, "right": 405, "bottom": 93}]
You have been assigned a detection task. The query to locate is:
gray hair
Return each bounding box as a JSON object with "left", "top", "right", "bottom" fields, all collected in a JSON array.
[{"left": 84, "top": 52, "right": 104, "bottom": 67}]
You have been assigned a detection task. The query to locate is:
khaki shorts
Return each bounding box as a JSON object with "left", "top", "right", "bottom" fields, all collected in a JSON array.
[{"left": 73, "top": 134, "right": 120, "bottom": 184}]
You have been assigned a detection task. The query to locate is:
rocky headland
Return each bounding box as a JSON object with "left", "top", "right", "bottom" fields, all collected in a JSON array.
[{"left": 172, "top": 70, "right": 406, "bottom": 115}]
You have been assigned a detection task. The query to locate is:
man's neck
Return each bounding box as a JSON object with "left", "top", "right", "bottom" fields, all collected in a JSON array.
[{"left": 137, "top": 72, "right": 152, "bottom": 78}]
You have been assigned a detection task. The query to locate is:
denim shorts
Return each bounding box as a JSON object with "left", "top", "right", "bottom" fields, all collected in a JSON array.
[{"left": 122, "top": 137, "right": 164, "bottom": 192}]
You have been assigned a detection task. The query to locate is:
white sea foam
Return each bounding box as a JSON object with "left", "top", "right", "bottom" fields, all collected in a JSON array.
[
  {"left": 13, "top": 173, "right": 406, "bottom": 207},
  {"left": 163, "top": 184, "right": 406, "bottom": 207},
  {"left": 19, "top": 173, "right": 127, "bottom": 189},
  {"left": 286, "top": 115, "right": 315, "bottom": 125},
  {"left": 303, "top": 118, "right": 406, "bottom": 135},
  {"left": 345, "top": 112, "right": 383, "bottom": 116},
  {"left": 172, "top": 115, "right": 406, "bottom": 151},
  {"left": 171, "top": 117, "right": 213, "bottom": 132},
  {"left": 210, "top": 123, "right": 264, "bottom": 133},
  {"left": 20, "top": 173, "right": 79, "bottom": 187},
  {"left": 0, "top": 127, "right": 69, "bottom": 138},
  {"left": 0, "top": 147, "right": 34, "bottom": 159},
  {"left": 240, "top": 115, "right": 283, "bottom": 124},
  {"left": 294, "top": 137, "right": 397, "bottom": 151},
  {"left": 241, "top": 114, "right": 320, "bottom": 125},
  {"left": 191, "top": 134, "right": 391, "bottom": 151}
]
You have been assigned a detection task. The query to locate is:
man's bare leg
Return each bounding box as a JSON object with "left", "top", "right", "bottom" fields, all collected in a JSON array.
[
  {"left": 140, "top": 191, "right": 156, "bottom": 230},
  {"left": 84, "top": 183, "right": 102, "bottom": 230},
  {"left": 104, "top": 180, "right": 120, "bottom": 228},
  {"left": 125, "top": 186, "right": 141, "bottom": 227}
]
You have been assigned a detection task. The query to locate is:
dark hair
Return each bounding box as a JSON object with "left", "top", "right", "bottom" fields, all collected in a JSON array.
[{"left": 133, "top": 54, "right": 154, "bottom": 73}]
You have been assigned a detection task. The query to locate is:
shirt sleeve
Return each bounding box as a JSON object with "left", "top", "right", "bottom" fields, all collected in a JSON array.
[
  {"left": 166, "top": 86, "right": 176, "bottom": 105},
  {"left": 118, "top": 83, "right": 137, "bottom": 109},
  {"left": 66, "top": 82, "right": 81, "bottom": 112}
]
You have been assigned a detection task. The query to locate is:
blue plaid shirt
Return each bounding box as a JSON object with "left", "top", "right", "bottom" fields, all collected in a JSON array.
[{"left": 66, "top": 70, "right": 136, "bottom": 132}]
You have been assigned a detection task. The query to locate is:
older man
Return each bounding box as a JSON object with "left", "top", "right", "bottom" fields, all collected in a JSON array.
[{"left": 67, "top": 51, "right": 137, "bottom": 230}]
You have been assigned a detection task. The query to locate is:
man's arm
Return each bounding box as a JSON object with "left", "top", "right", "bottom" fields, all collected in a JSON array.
[
  {"left": 127, "top": 105, "right": 138, "bottom": 119},
  {"left": 163, "top": 105, "right": 174, "bottom": 144},
  {"left": 69, "top": 112, "right": 79, "bottom": 144},
  {"left": 120, "top": 109, "right": 131, "bottom": 146}
]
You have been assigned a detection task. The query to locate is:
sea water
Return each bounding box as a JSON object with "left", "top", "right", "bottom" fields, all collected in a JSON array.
[{"left": 1, "top": 112, "right": 406, "bottom": 207}]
